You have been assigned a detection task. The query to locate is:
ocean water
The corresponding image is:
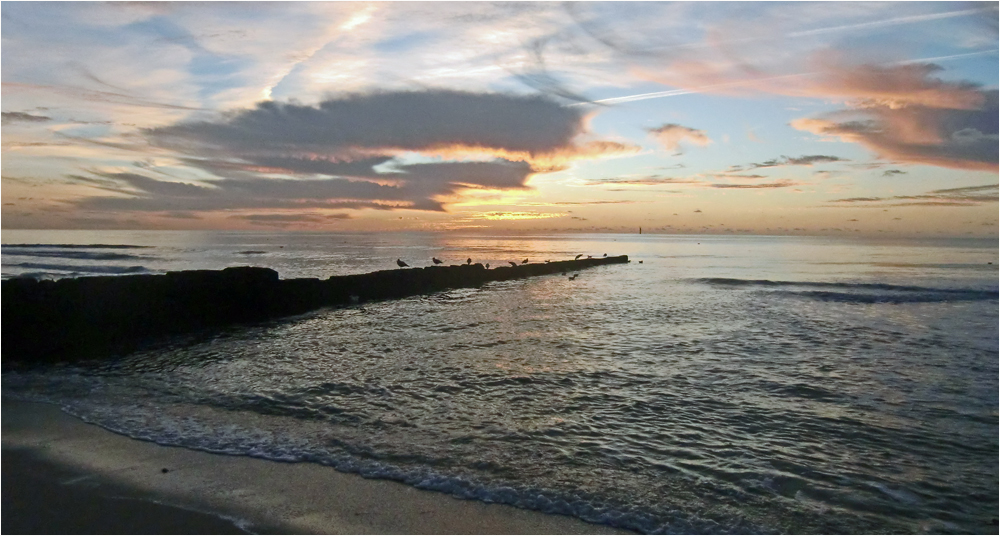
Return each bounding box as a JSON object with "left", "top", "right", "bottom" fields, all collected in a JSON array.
[{"left": 3, "top": 231, "right": 998, "bottom": 534}]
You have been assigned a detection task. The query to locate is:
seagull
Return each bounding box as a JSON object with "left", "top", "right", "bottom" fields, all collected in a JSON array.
[
  {"left": 432, "top": 257, "right": 443, "bottom": 264},
  {"left": 638, "top": 260, "right": 643, "bottom": 264},
  {"left": 485, "top": 263, "right": 490, "bottom": 269},
  {"left": 521, "top": 258, "right": 529, "bottom": 264},
  {"left": 467, "top": 258, "right": 472, "bottom": 265},
  {"left": 574, "top": 254, "right": 583, "bottom": 260},
  {"left": 603, "top": 253, "right": 607, "bottom": 257},
  {"left": 509, "top": 261, "right": 518, "bottom": 267},
  {"left": 396, "top": 259, "right": 408, "bottom": 268}
]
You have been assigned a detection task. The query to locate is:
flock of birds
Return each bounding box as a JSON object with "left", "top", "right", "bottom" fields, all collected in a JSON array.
[{"left": 394, "top": 253, "right": 620, "bottom": 280}]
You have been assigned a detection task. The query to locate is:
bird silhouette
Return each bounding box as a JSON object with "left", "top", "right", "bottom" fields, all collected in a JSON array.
[
  {"left": 587, "top": 255, "right": 592, "bottom": 259},
  {"left": 508, "top": 261, "right": 518, "bottom": 267},
  {"left": 521, "top": 258, "right": 529, "bottom": 264},
  {"left": 574, "top": 254, "right": 583, "bottom": 260},
  {"left": 638, "top": 260, "right": 643, "bottom": 264},
  {"left": 432, "top": 257, "right": 443, "bottom": 264},
  {"left": 603, "top": 253, "right": 607, "bottom": 257},
  {"left": 396, "top": 259, "right": 408, "bottom": 268},
  {"left": 569, "top": 274, "right": 579, "bottom": 280},
  {"left": 467, "top": 258, "right": 472, "bottom": 265},
  {"left": 485, "top": 263, "right": 490, "bottom": 269}
]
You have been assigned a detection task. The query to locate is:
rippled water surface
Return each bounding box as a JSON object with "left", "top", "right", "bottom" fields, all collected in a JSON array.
[{"left": 3, "top": 231, "right": 998, "bottom": 534}]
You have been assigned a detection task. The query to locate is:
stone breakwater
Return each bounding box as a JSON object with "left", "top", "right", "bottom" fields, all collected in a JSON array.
[{"left": 2, "top": 256, "right": 628, "bottom": 366}]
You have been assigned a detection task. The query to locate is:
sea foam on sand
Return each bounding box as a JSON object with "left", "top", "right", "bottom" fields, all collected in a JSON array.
[{"left": 2, "top": 398, "right": 631, "bottom": 534}]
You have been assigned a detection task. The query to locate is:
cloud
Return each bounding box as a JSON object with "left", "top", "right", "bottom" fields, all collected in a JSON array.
[
  {"left": 147, "top": 90, "right": 588, "bottom": 159},
  {"left": 549, "top": 200, "right": 638, "bottom": 205},
  {"left": 227, "top": 212, "right": 351, "bottom": 228},
  {"left": 828, "top": 183, "right": 998, "bottom": 206},
  {"left": 717, "top": 173, "right": 768, "bottom": 180},
  {"left": 792, "top": 59, "right": 987, "bottom": 110},
  {"left": 882, "top": 169, "right": 907, "bottom": 177},
  {"left": 1, "top": 111, "right": 51, "bottom": 125},
  {"left": 587, "top": 174, "right": 700, "bottom": 186},
  {"left": 729, "top": 154, "right": 846, "bottom": 171},
  {"left": 72, "top": 166, "right": 532, "bottom": 213},
  {"left": 792, "top": 89, "right": 998, "bottom": 171},
  {"left": 231, "top": 213, "right": 351, "bottom": 223},
  {"left": 710, "top": 180, "right": 800, "bottom": 189},
  {"left": 646, "top": 123, "right": 711, "bottom": 151},
  {"left": 97, "top": 90, "right": 640, "bottom": 216}
]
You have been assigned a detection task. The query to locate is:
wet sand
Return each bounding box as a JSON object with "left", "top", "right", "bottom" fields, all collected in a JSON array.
[{"left": 2, "top": 398, "right": 631, "bottom": 534}]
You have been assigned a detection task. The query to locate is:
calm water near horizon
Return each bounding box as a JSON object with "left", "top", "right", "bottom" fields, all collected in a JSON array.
[{"left": 3, "top": 231, "right": 998, "bottom": 534}]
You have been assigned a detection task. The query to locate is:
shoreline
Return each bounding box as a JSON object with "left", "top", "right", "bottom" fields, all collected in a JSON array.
[{"left": 2, "top": 398, "right": 632, "bottom": 534}]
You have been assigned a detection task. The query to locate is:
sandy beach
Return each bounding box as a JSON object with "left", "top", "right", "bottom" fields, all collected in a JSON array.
[{"left": 2, "top": 398, "right": 631, "bottom": 534}]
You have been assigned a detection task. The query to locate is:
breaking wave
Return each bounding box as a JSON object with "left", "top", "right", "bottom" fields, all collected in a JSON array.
[{"left": 696, "top": 278, "right": 998, "bottom": 303}]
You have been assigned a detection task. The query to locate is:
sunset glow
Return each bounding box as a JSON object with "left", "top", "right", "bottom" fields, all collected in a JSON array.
[{"left": 2, "top": 1, "right": 997, "bottom": 236}]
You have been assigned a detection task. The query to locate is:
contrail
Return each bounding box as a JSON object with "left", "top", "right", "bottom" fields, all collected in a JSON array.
[
  {"left": 569, "top": 73, "right": 812, "bottom": 106},
  {"left": 572, "top": 49, "right": 998, "bottom": 107},
  {"left": 787, "top": 8, "right": 987, "bottom": 38}
]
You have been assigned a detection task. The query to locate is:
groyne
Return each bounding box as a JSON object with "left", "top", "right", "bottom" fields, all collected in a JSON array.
[{"left": 2, "top": 256, "right": 628, "bottom": 366}]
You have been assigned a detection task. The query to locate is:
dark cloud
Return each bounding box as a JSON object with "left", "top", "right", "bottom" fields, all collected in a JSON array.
[
  {"left": 793, "top": 90, "right": 998, "bottom": 171},
  {"left": 730, "top": 155, "right": 846, "bottom": 171},
  {"left": 830, "top": 197, "right": 885, "bottom": 203},
  {"left": 68, "top": 159, "right": 537, "bottom": 215},
  {"left": 146, "top": 90, "right": 587, "bottom": 157},
  {"left": 882, "top": 169, "right": 907, "bottom": 177},
  {"left": 1, "top": 111, "right": 51, "bottom": 125},
  {"left": 231, "top": 213, "right": 351, "bottom": 224},
  {"left": 827, "top": 183, "right": 998, "bottom": 206},
  {"left": 102, "top": 90, "right": 643, "bottom": 217},
  {"left": 71, "top": 171, "right": 455, "bottom": 213}
]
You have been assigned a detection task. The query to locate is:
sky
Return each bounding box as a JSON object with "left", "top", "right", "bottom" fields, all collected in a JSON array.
[{"left": 1, "top": 1, "right": 998, "bottom": 236}]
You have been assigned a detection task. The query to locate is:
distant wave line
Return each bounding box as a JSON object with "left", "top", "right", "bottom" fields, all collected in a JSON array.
[{"left": 2, "top": 243, "right": 151, "bottom": 249}]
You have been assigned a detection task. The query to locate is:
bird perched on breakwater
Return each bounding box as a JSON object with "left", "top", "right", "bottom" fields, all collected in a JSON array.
[
  {"left": 432, "top": 257, "right": 443, "bottom": 264},
  {"left": 485, "top": 263, "right": 490, "bottom": 269},
  {"left": 568, "top": 274, "right": 579, "bottom": 280},
  {"left": 603, "top": 253, "right": 607, "bottom": 257},
  {"left": 508, "top": 261, "right": 518, "bottom": 267},
  {"left": 574, "top": 254, "right": 583, "bottom": 260},
  {"left": 587, "top": 255, "right": 592, "bottom": 259},
  {"left": 521, "top": 258, "right": 529, "bottom": 264},
  {"left": 396, "top": 259, "right": 408, "bottom": 268},
  {"left": 467, "top": 258, "right": 472, "bottom": 265}
]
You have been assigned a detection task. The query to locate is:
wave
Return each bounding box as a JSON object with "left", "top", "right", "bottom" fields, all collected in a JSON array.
[
  {"left": 695, "top": 278, "right": 998, "bottom": 304},
  {"left": 7, "top": 262, "right": 151, "bottom": 275},
  {"left": 2, "top": 249, "right": 151, "bottom": 261},
  {"left": 2, "top": 243, "right": 151, "bottom": 249},
  {"left": 47, "top": 399, "right": 756, "bottom": 535}
]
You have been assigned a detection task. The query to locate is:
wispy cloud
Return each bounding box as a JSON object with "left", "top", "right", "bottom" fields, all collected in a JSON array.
[
  {"left": 1, "top": 111, "right": 51, "bottom": 125},
  {"left": 710, "top": 180, "right": 801, "bottom": 189},
  {"left": 828, "top": 183, "right": 998, "bottom": 206},
  {"left": 728, "top": 154, "right": 846, "bottom": 172}
]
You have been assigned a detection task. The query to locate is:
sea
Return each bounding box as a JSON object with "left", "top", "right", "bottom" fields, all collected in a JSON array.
[{"left": 2, "top": 230, "right": 997, "bottom": 534}]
